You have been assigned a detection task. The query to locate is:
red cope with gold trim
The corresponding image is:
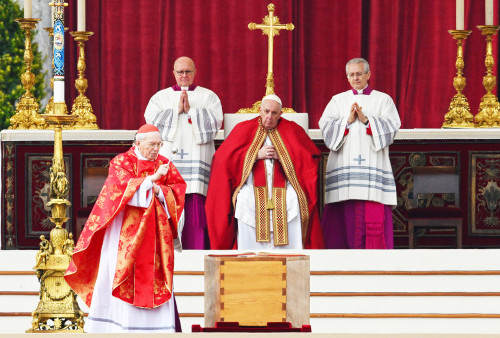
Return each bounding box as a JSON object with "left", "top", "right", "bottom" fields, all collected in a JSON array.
[
  {"left": 206, "top": 116, "right": 325, "bottom": 249},
  {"left": 64, "top": 147, "right": 186, "bottom": 309}
]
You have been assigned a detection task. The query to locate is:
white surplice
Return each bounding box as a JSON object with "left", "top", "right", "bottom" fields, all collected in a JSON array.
[
  {"left": 319, "top": 89, "right": 401, "bottom": 206},
  {"left": 144, "top": 86, "right": 223, "bottom": 196}
]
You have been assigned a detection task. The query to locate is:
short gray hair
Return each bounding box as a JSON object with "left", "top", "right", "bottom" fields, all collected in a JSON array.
[
  {"left": 134, "top": 131, "right": 158, "bottom": 144},
  {"left": 346, "top": 58, "right": 370, "bottom": 74}
]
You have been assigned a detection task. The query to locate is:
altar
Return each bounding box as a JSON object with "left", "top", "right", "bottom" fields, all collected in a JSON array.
[{"left": 1, "top": 128, "right": 500, "bottom": 249}]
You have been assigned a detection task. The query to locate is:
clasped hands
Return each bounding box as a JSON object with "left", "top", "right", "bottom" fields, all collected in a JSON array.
[
  {"left": 348, "top": 102, "right": 369, "bottom": 125},
  {"left": 178, "top": 90, "right": 191, "bottom": 114},
  {"left": 151, "top": 163, "right": 169, "bottom": 196},
  {"left": 257, "top": 145, "right": 278, "bottom": 160}
]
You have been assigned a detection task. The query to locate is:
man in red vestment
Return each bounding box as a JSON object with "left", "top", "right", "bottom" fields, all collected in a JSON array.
[
  {"left": 65, "top": 124, "right": 186, "bottom": 333},
  {"left": 206, "top": 95, "right": 324, "bottom": 250}
]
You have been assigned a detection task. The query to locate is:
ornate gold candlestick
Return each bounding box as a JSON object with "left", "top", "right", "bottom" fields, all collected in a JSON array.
[
  {"left": 9, "top": 18, "right": 47, "bottom": 129},
  {"left": 69, "top": 31, "right": 98, "bottom": 129},
  {"left": 28, "top": 113, "right": 84, "bottom": 332},
  {"left": 475, "top": 25, "right": 500, "bottom": 128},
  {"left": 28, "top": 0, "right": 84, "bottom": 329},
  {"left": 443, "top": 30, "right": 474, "bottom": 128}
]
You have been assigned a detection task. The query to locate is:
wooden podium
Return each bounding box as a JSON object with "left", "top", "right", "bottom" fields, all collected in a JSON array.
[{"left": 204, "top": 253, "right": 310, "bottom": 327}]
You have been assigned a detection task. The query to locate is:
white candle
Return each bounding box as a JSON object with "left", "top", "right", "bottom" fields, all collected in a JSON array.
[
  {"left": 51, "top": 5, "right": 54, "bottom": 27},
  {"left": 456, "top": 0, "right": 464, "bottom": 30},
  {"left": 54, "top": 80, "right": 65, "bottom": 102},
  {"left": 486, "top": 0, "right": 494, "bottom": 25},
  {"left": 23, "top": 0, "right": 32, "bottom": 18},
  {"left": 77, "top": 0, "right": 86, "bottom": 31}
]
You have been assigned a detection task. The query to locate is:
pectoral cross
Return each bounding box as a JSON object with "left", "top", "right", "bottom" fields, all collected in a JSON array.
[{"left": 248, "top": 3, "right": 294, "bottom": 95}]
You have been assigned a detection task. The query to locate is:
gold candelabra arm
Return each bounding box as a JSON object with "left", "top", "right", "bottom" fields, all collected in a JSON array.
[
  {"left": 475, "top": 25, "right": 500, "bottom": 128},
  {"left": 442, "top": 30, "right": 474, "bottom": 128},
  {"left": 69, "top": 31, "right": 99, "bottom": 129},
  {"left": 9, "top": 18, "right": 48, "bottom": 130}
]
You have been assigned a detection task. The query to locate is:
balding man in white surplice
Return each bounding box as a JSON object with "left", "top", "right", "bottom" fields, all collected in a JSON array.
[{"left": 145, "top": 56, "right": 223, "bottom": 249}]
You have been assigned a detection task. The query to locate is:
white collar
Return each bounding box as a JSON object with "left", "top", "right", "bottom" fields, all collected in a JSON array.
[{"left": 134, "top": 146, "right": 152, "bottom": 161}]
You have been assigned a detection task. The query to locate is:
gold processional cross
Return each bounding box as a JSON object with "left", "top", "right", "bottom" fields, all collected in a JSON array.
[
  {"left": 237, "top": 3, "right": 296, "bottom": 114},
  {"left": 249, "top": 3, "right": 294, "bottom": 96}
]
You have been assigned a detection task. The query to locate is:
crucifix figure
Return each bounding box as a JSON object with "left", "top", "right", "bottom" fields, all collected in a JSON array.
[
  {"left": 248, "top": 3, "right": 294, "bottom": 96},
  {"left": 353, "top": 155, "right": 366, "bottom": 165}
]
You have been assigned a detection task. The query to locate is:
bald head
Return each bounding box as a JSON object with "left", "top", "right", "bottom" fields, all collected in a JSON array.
[{"left": 173, "top": 56, "right": 197, "bottom": 87}]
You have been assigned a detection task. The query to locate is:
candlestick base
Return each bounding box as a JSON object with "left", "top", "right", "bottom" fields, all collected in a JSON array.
[
  {"left": 476, "top": 94, "right": 500, "bottom": 128},
  {"left": 443, "top": 30, "right": 474, "bottom": 128},
  {"left": 443, "top": 93, "right": 475, "bottom": 128},
  {"left": 475, "top": 25, "right": 500, "bottom": 128},
  {"left": 9, "top": 18, "right": 48, "bottom": 130},
  {"left": 69, "top": 31, "right": 99, "bottom": 129}
]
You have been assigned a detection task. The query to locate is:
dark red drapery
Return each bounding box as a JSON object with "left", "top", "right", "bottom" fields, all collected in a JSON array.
[{"left": 64, "top": 0, "right": 499, "bottom": 130}]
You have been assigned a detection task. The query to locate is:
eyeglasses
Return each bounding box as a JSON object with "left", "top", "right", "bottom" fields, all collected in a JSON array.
[
  {"left": 146, "top": 142, "right": 163, "bottom": 148},
  {"left": 347, "top": 72, "right": 367, "bottom": 78},
  {"left": 175, "top": 70, "right": 194, "bottom": 75}
]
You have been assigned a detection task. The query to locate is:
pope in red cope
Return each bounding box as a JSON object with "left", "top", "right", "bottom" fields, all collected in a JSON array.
[
  {"left": 206, "top": 95, "right": 324, "bottom": 250},
  {"left": 65, "top": 124, "right": 186, "bottom": 333}
]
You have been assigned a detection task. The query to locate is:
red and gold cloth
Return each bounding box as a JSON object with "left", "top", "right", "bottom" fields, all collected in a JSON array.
[
  {"left": 65, "top": 147, "right": 186, "bottom": 309},
  {"left": 253, "top": 158, "right": 288, "bottom": 245},
  {"left": 206, "top": 116, "right": 324, "bottom": 249}
]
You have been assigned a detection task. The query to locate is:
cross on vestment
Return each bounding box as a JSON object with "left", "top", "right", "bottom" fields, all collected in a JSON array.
[
  {"left": 248, "top": 3, "right": 294, "bottom": 95},
  {"left": 354, "top": 155, "right": 366, "bottom": 165},
  {"left": 178, "top": 149, "right": 188, "bottom": 159}
]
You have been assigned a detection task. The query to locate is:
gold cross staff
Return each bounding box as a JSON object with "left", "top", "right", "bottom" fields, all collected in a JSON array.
[
  {"left": 249, "top": 3, "right": 294, "bottom": 95},
  {"left": 49, "top": 1, "right": 68, "bottom": 15}
]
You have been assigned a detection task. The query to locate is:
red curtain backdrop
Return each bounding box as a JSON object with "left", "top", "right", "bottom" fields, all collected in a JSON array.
[{"left": 64, "top": 0, "right": 498, "bottom": 130}]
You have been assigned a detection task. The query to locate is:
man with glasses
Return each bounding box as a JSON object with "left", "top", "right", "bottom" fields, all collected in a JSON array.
[
  {"left": 319, "top": 58, "right": 401, "bottom": 249},
  {"left": 65, "top": 124, "right": 186, "bottom": 332},
  {"left": 144, "top": 56, "right": 223, "bottom": 250}
]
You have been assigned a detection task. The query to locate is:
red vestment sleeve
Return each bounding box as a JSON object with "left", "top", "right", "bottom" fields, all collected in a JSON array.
[{"left": 205, "top": 120, "right": 254, "bottom": 249}]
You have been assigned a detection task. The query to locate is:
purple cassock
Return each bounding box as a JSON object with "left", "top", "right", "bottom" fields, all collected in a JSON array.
[
  {"left": 321, "top": 200, "right": 394, "bottom": 249},
  {"left": 181, "top": 194, "right": 210, "bottom": 249}
]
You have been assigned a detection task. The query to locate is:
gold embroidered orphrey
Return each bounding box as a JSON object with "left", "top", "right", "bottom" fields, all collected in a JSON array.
[
  {"left": 253, "top": 171, "right": 288, "bottom": 245},
  {"left": 232, "top": 122, "right": 310, "bottom": 246}
]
